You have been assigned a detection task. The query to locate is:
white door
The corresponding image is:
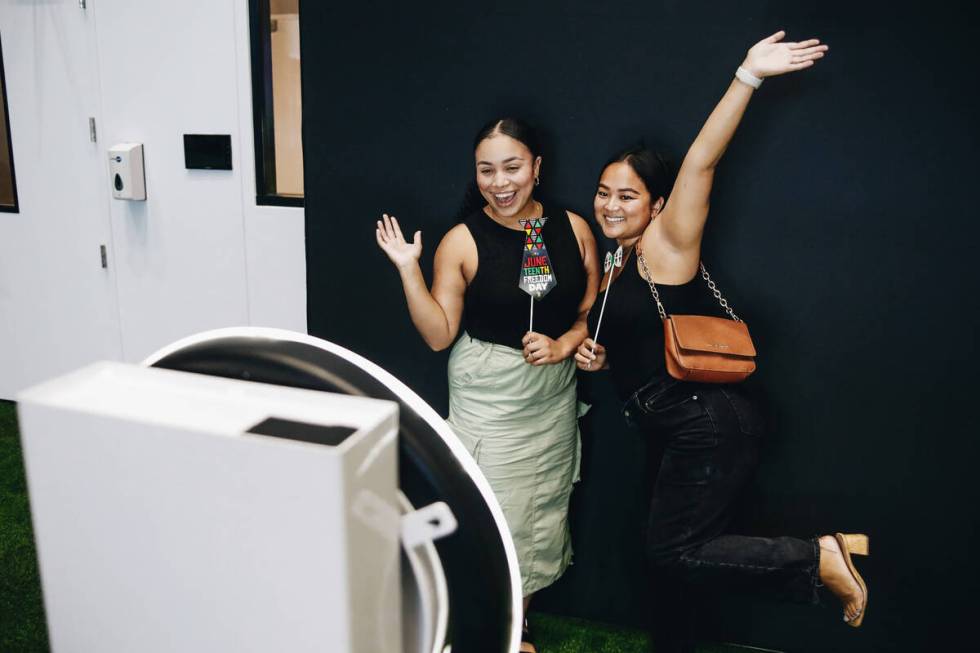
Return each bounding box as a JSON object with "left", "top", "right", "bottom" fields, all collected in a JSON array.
[
  {"left": 0, "top": 1, "right": 123, "bottom": 398},
  {"left": 92, "top": 0, "right": 250, "bottom": 361}
]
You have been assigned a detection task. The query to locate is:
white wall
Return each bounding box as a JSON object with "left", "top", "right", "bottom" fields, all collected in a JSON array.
[
  {"left": 233, "top": 2, "right": 307, "bottom": 332},
  {"left": 0, "top": 3, "right": 123, "bottom": 400},
  {"left": 0, "top": 0, "right": 306, "bottom": 399}
]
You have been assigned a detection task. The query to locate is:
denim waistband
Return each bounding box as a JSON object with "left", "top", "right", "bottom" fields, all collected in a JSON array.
[{"left": 624, "top": 375, "right": 684, "bottom": 410}]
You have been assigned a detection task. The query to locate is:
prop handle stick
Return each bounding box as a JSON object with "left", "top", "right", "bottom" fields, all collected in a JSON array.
[
  {"left": 529, "top": 296, "right": 535, "bottom": 333},
  {"left": 590, "top": 282, "right": 612, "bottom": 354}
]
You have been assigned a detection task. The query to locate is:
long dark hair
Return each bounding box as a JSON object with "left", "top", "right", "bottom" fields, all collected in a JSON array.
[
  {"left": 454, "top": 117, "right": 541, "bottom": 222},
  {"left": 600, "top": 143, "right": 675, "bottom": 204}
]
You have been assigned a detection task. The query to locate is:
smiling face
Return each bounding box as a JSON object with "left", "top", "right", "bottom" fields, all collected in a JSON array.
[
  {"left": 474, "top": 134, "right": 541, "bottom": 220},
  {"left": 594, "top": 161, "right": 663, "bottom": 245}
]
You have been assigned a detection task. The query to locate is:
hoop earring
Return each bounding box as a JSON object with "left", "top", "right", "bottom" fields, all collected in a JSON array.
[{"left": 534, "top": 176, "right": 540, "bottom": 186}]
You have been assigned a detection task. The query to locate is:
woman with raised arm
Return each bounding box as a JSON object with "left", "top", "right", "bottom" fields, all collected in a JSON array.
[
  {"left": 377, "top": 118, "right": 599, "bottom": 653},
  {"left": 574, "top": 32, "right": 868, "bottom": 651}
]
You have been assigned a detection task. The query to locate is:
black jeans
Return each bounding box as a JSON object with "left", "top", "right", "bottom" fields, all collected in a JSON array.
[{"left": 623, "top": 376, "right": 819, "bottom": 653}]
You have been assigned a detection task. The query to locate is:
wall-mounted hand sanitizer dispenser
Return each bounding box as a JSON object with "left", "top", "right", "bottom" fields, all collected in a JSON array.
[{"left": 107, "top": 143, "right": 146, "bottom": 200}]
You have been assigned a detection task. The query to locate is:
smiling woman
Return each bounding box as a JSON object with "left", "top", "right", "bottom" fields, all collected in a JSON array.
[
  {"left": 575, "top": 32, "right": 871, "bottom": 653},
  {"left": 375, "top": 117, "right": 600, "bottom": 653},
  {"left": 0, "top": 33, "right": 18, "bottom": 213}
]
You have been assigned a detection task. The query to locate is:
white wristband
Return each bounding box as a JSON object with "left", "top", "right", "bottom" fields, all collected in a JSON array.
[{"left": 735, "top": 66, "right": 763, "bottom": 89}]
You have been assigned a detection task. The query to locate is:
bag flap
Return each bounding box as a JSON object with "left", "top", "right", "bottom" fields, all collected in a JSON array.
[{"left": 668, "top": 315, "right": 757, "bottom": 357}]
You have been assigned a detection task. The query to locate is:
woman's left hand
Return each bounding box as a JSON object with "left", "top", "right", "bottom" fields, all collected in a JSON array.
[
  {"left": 742, "top": 30, "right": 828, "bottom": 78},
  {"left": 522, "top": 331, "right": 566, "bottom": 366}
]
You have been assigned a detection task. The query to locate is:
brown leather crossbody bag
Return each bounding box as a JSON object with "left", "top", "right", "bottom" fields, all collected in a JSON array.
[{"left": 637, "top": 250, "right": 756, "bottom": 384}]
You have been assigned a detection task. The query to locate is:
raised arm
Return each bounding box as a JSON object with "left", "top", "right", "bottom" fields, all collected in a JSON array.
[
  {"left": 376, "top": 214, "right": 471, "bottom": 351},
  {"left": 653, "top": 31, "right": 828, "bottom": 254}
]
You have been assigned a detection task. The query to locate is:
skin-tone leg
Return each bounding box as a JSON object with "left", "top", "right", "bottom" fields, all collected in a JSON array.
[
  {"left": 521, "top": 594, "right": 536, "bottom": 653},
  {"left": 818, "top": 535, "right": 866, "bottom": 623}
]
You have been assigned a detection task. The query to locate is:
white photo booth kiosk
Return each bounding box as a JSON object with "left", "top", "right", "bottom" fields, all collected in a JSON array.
[{"left": 18, "top": 328, "right": 523, "bottom": 653}]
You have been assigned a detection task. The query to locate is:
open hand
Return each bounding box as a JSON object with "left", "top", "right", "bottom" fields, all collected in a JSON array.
[
  {"left": 742, "top": 30, "right": 828, "bottom": 78},
  {"left": 376, "top": 213, "right": 422, "bottom": 269},
  {"left": 574, "top": 338, "right": 607, "bottom": 371},
  {"left": 522, "top": 331, "right": 566, "bottom": 366}
]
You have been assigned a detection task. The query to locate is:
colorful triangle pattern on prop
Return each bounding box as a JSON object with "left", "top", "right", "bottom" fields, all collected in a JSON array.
[{"left": 518, "top": 217, "right": 557, "bottom": 299}]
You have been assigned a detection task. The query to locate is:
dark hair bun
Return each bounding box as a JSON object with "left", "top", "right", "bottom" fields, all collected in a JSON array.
[{"left": 601, "top": 144, "right": 675, "bottom": 201}]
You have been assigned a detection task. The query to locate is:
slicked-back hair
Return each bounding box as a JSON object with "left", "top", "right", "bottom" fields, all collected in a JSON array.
[{"left": 600, "top": 144, "right": 675, "bottom": 204}]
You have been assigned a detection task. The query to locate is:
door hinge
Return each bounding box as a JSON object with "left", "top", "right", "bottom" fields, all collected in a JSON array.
[
  {"left": 79, "top": 0, "right": 87, "bottom": 9},
  {"left": 100, "top": 244, "right": 108, "bottom": 269},
  {"left": 88, "top": 117, "right": 97, "bottom": 143}
]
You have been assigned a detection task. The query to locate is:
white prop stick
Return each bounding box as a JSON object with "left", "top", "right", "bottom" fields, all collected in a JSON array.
[
  {"left": 529, "top": 296, "right": 534, "bottom": 333},
  {"left": 590, "top": 245, "right": 624, "bottom": 355}
]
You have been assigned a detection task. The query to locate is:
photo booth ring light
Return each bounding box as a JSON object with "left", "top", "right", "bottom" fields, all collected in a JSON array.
[{"left": 142, "top": 327, "right": 523, "bottom": 653}]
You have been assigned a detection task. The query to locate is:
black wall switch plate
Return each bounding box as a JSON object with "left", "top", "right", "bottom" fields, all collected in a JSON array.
[{"left": 183, "top": 134, "right": 232, "bottom": 170}]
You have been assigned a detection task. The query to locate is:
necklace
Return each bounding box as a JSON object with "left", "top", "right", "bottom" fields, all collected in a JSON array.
[{"left": 513, "top": 199, "right": 542, "bottom": 224}]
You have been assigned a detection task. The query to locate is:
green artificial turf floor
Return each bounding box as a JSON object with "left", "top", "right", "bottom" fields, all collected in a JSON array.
[
  {"left": 0, "top": 399, "right": 762, "bottom": 653},
  {"left": 527, "top": 612, "right": 762, "bottom": 653},
  {"left": 1, "top": 400, "right": 49, "bottom": 652}
]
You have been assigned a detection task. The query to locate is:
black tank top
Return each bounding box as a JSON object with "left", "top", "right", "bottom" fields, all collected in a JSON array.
[
  {"left": 462, "top": 205, "right": 586, "bottom": 350},
  {"left": 588, "top": 250, "right": 729, "bottom": 400}
]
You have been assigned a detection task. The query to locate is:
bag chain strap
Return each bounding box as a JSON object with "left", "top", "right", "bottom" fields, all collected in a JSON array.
[{"left": 637, "top": 249, "right": 741, "bottom": 323}]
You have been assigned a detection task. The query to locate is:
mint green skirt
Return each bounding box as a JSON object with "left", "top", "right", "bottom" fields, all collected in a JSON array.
[{"left": 446, "top": 333, "right": 582, "bottom": 595}]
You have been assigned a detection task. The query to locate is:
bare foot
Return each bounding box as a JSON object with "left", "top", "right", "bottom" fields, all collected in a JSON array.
[{"left": 819, "top": 535, "right": 866, "bottom": 623}]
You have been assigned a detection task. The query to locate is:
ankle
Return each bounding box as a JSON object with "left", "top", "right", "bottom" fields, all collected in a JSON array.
[
  {"left": 818, "top": 535, "right": 838, "bottom": 553},
  {"left": 817, "top": 536, "right": 839, "bottom": 584}
]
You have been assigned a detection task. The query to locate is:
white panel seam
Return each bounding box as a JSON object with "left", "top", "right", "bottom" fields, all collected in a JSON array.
[
  {"left": 231, "top": 0, "right": 253, "bottom": 325},
  {"left": 89, "top": 0, "right": 127, "bottom": 361}
]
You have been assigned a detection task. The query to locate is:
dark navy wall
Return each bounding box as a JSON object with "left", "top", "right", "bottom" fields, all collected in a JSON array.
[{"left": 300, "top": 2, "right": 980, "bottom": 650}]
